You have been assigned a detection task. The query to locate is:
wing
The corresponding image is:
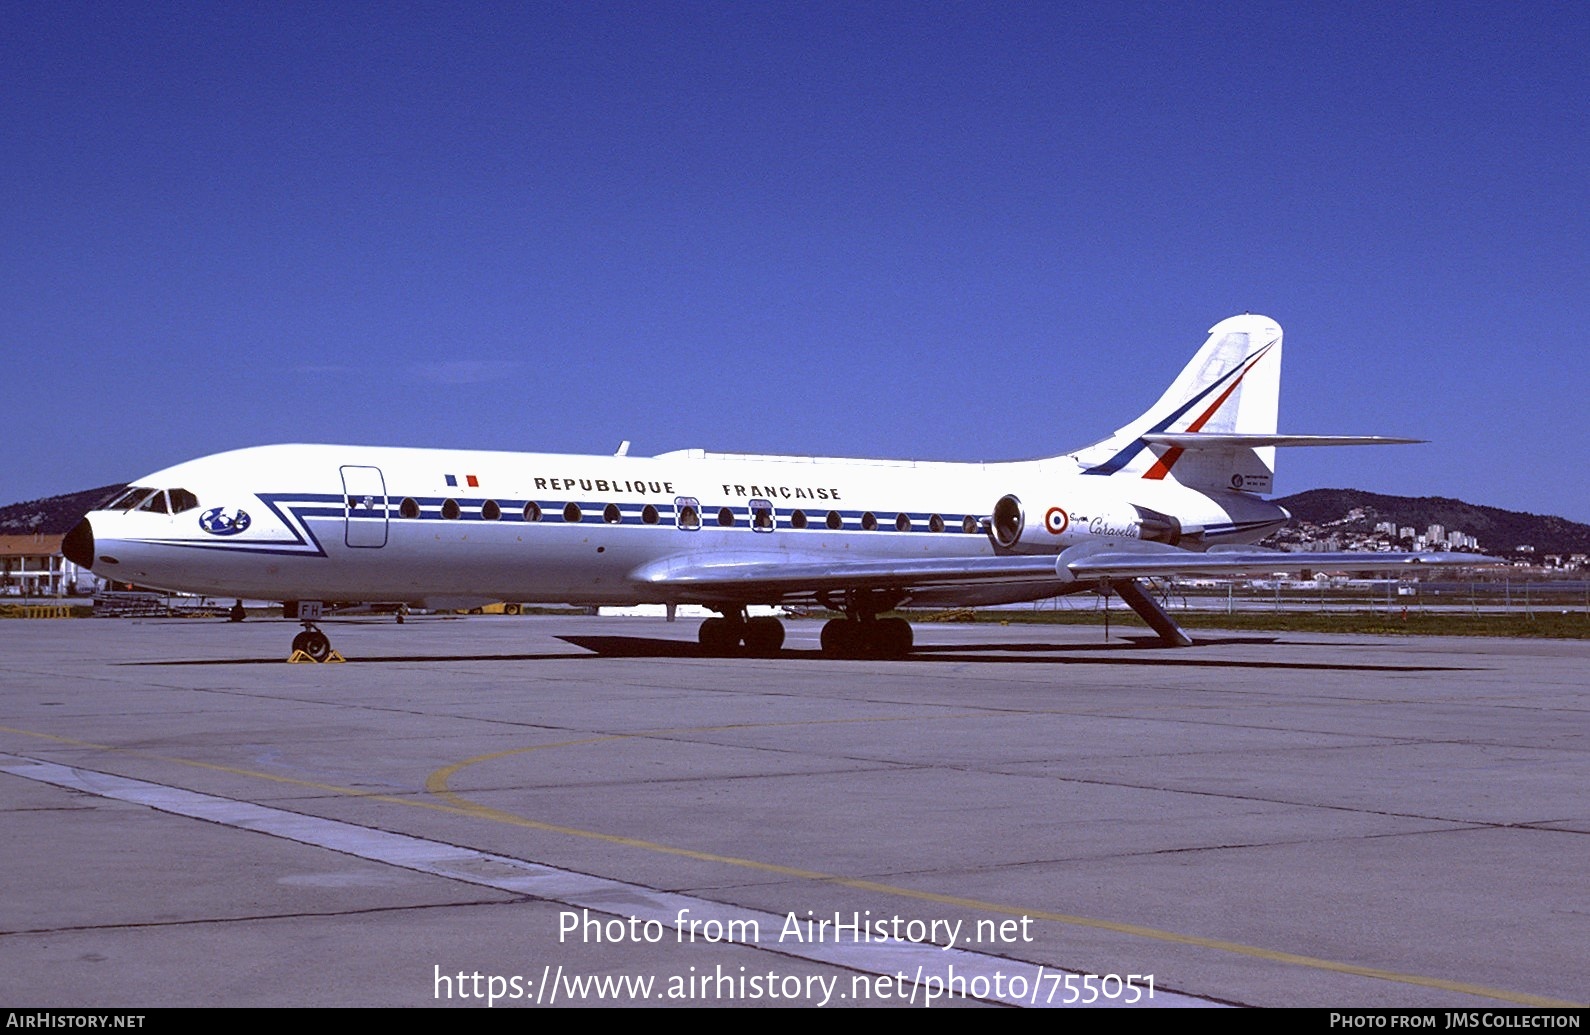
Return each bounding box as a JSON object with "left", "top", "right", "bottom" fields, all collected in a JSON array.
[
  {"left": 628, "top": 552, "right": 1065, "bottom": 606},
  {"left": 628, "top": 542, "right": 1496, "bottom": 606},
  {"left": 1056, "top": 540, "right": 1493, "bottom": 579}
]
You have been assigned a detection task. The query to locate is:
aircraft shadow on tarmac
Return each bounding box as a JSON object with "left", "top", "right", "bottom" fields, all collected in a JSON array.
[
  {"left": 125, "top": 635, "right": 1479, "bottom": 672},
  {"left": 125, "top": 651, "right": 597, "bottom": 666},
  {"left": 553, "top": 635, "right": 1478, "bottom": 672}
]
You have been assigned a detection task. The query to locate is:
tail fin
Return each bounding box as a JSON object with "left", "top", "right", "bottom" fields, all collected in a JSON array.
[{"left": 1072, "top": 314, "right": 1283, "bottom": 493}]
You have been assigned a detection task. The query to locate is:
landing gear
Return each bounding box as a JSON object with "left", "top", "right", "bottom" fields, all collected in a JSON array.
[
  {"left": 693, "top": 596, "right": 916, "bottom": 660},
  {"left": 696, "top": 610, "right": 786, "bottom": 656},
  {"left": 814, "top": 588, "right": 914, "bottom": 658},
  {"left": 819, "top": 615, "right": 913, "bottom": 659},
  {"left": 291, "top": 626, "right": 332, "bottom": 661},
  {"left": 876, "top": 617, "right": 913, "bottom": 657},
  {"left": 285, "top": 601, "right": 337, "bottom": 662},
  {"left": 742, "top": 616, "right": 785, "bottom": 655},
  {"left": 228, "top": 599, "right": 246, "bottom": 622},
  {"left": 819, "top": 617, "right": 859, "bottom": 656},
  {"left": 698, "top": 616, "right": 742, "bottom": 654}
]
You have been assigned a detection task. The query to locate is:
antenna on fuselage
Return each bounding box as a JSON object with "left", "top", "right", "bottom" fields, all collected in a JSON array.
[{"left": 615, "top": 440, "right": 631, "bottom": 456}]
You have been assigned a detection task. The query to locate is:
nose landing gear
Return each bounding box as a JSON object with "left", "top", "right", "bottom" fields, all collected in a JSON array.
[
  {"left": 284, "top": 601, "right": 344, "bottom": 663},
  {"left": 290, "top": 626, "right": 334, "bottom": 662}
]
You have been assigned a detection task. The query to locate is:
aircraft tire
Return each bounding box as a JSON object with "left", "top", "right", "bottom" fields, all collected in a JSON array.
[
  {"left": 820, "top": 618, "right": 862, "bottom": 658},
  {"left": 698, "top": 617, "right": 742, "bottom": 655},
  {"left": 292, "top": 629, "right": 331, "bottom": 661},
  {"left": 742, "top": 617, "right": 784, "bottom": 656},
  {"left": 874, "top": 617, "right": 914, "bottom": 658}
]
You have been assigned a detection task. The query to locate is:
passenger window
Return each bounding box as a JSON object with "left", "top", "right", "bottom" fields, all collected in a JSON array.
[
  {"left": 826, "top": 511, "right": 843, "bottom": 529},
  {"left": 962, "top": 515, "right": 979, "bottom": 534},
  {"left": 441, "top": 499, "right": 460, "bottom": 520},
  {"left": 642, "top": 504, "right": 659, "bottom": 525},
  {"left": 399, "top": 497, "right": 421, "bottom": 519},
  {"left": 861, "top": 511, "right": 877, "bottom": 531},
  {"left": 564, "top": 502, "right": 582, "bottom": 523},
  {"left": 523, "top": 501, "right": 542, "bottom": 522},
  {"left": 750, "top": 499, "right": 774, "bottom": 532},
  {"left": 675, "top": 497, "right": 700, "bottom": 531},
  {"left": 929, "top": 514, "right": 944, "bottom": 533},
  {"left": 603, "top": 503, "right": 622, "bottom": 524},
  {"left": 790, "top": 509, "right": 808, "bottom": 529},
  {"left": 717, "top": 507, "right": 735, "bottom": 527},
  {"left": 482, "top": 500, "right": 501, "bottom": 521},
  {"left": 895, "top": 513, "right": 911, "bottom": 532}
]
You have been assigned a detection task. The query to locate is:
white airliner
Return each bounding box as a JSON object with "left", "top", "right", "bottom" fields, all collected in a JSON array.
[{"left": 64, "top": 315, "right": 1489, "bottom": 660}]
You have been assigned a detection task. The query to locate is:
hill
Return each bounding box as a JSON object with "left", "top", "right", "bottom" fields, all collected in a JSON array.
[
  {"left": 0, "top": 485, "right": 126, "bottom": 536},
  {"left": 1272, "top": 489, "right": 1590, "bottom": 556}
]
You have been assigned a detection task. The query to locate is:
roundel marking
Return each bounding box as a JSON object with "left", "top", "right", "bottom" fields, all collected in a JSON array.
[
  {"left": 199, "top": 507, "right": 251, "bottom": 536},
  {"left": 1044, "top": 506, "right": 1070, "bottom": 535},
  {"left": 1231, "top": 473, "right": 1245, "bottom": 489}
]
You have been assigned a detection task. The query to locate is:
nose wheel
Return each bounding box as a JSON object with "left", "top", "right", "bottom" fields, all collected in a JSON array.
[{"left": 290, "top": 625, "right": 333, "bottom": 662}]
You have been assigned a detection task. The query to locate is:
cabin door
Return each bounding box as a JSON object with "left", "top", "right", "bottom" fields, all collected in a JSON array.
[{"left": 340, "top": 465, "right": 389, "bottom": 548}]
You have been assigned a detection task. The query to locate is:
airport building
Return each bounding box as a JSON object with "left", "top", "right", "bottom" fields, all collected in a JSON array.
[{"left": 0, "top": 533, "right": 94, "bottom": 597}]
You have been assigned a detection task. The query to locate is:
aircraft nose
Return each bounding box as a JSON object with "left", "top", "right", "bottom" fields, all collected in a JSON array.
[{"left": 63, "top": 517, "right": 95, "bottom": 569}]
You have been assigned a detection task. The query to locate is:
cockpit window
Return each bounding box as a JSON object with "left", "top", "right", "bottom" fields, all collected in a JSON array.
[
  {"left": 167, "top": 488, "right": 199, "bottom": 513},
  {"left": 137, "top": 491, "right": 170, "bottom": 514},
  {"left": 109, "top": 487, "right": 198, "bottom": 514},
  {"left": 108, "top": 487, "right": 155, "bottom": 511}
]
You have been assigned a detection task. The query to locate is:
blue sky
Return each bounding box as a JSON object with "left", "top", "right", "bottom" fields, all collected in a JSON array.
[{"left": 5, "top": 2, "right": 1586, "bottom": 521}]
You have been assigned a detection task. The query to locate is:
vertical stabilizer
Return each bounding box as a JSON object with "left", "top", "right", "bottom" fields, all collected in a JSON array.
[{"left": 1072, "top": 314, "right": 1282, "bottom": 492}]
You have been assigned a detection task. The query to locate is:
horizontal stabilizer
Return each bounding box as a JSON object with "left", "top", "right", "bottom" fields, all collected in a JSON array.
[{"left": 1139, "top": 433, "right": 1424, "bottom": 449}]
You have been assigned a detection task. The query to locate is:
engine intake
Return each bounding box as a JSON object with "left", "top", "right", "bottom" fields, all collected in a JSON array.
[{"left": 991, "top": 494, "right": 1025, "bottom": 549}]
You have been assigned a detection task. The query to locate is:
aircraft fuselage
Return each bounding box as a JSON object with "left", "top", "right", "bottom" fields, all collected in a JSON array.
[{"left": 69, "top": 442, "right": 1288, "bottom": 610}]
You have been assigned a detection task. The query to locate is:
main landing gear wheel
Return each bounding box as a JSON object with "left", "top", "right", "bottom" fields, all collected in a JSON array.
[
  {"left": 698, "top": 617, "right": 742, "bottom": 655},
  {"left": 820, "top": 617, "right": 861, "bottom": 657},
  {"left": 697, "top": 614, "right": 787, "bottom": 656},
  {"left": 292, "top": 628, "right": 332, "bottom": 662},
  {"left": 742, "top": 616, "right": 785, "bottom": 656},
  {"left": 820, "top": 617, "right": 913, "bottom": 659},
  {"left": 875, "top": 617, "right": 913, "bottom": 658}
]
